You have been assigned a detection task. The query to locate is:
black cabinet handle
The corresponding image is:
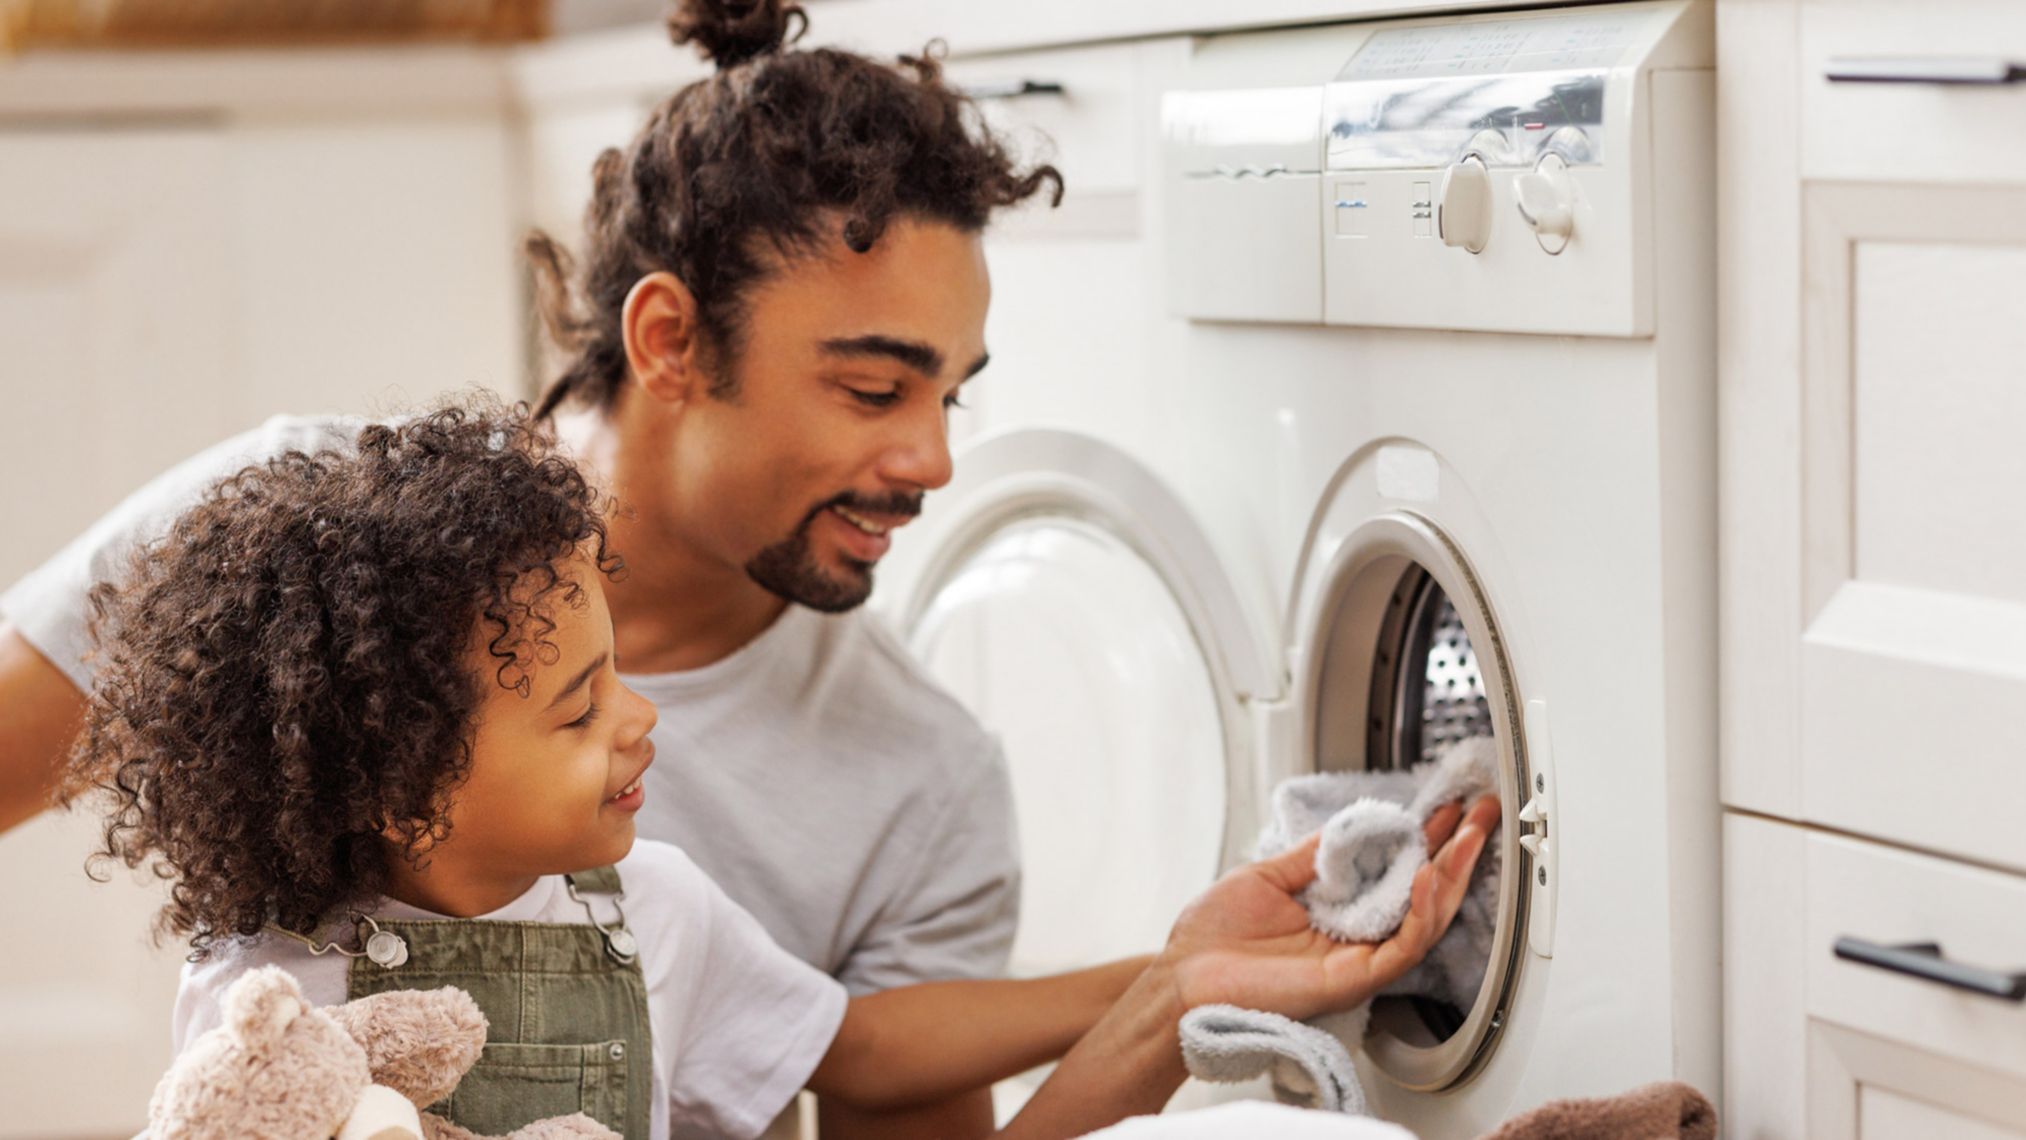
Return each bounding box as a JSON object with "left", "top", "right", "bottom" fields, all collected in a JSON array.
[
  {"left": 1834, "top": 936, "right": 2026, "bottom": 1002},
  {"left": 1826, "top": 57, "right": 2026, "bottom": 85},
  {"left": 959, "top": 80, "right": 1066, "bottom": 101}
]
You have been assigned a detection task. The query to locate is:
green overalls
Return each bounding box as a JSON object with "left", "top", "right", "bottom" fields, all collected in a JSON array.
[{"left": 341, "top": 867, "right": 654, "bottom": 1138}]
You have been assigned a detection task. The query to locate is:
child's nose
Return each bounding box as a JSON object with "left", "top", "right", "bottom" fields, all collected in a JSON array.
[{"left": 618, "top": 681, "right": 658, "bottom": 743}]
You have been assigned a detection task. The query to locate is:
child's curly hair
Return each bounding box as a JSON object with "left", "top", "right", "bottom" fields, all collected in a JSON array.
[{"left": 71, "top": 398, "right": 621, "bottom": 954}]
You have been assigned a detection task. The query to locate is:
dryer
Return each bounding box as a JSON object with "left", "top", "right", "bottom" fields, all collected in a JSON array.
[{"left": 875, "top": 2, "right": 1717, "bottom": 1133}]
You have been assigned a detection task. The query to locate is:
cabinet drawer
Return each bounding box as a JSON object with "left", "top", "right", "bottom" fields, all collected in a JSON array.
[
  {"left": 1804, "top": 833, "right": 2026, "bottom": 1081},
  {"left": 1801, "top": 0, "right": 2026, "bottom": 184},
  {"left": 943, "top": 40, "right": 1146, "bottom": 229}
]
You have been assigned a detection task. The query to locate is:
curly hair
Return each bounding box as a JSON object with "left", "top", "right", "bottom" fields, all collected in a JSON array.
[
  {"left": 70, "top": 399, "right": 621, "bottom": 954},
  {"left": 526, "top": 0, "right": 1063, "bottom": 416}
]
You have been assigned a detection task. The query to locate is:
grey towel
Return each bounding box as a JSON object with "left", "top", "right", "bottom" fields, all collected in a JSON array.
[
  {"left": 1179, "top": 737, "right": 1502, "bottom": 1114},
  {"left": 1178, "top": 1005, "right": 1369, "bottom": 1115}
]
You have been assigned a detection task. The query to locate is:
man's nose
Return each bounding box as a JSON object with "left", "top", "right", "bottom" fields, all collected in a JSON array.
[{"left": 882, "top": 403, "right": 955, "bottom": 492}]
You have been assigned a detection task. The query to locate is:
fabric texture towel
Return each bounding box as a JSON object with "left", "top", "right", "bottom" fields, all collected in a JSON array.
[
  {"left": 1476, "top": 1081, "right": 1717, "bottom": 1140},
  {"left": 1180, "top": 737, "right": 1502, "bottom": 1114},
  {"left": 1177, "top": 1005, "right": 1369, "bottom": 1115},
  {"left": 1073, "top": 1101, "right": 1416, "bottom": 1140}
]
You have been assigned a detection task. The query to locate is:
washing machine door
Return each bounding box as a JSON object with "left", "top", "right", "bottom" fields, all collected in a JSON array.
[
  {"left": 882, "top": 427, "right": 1277, "bottom": 979},
  {"left": 1282, "top": 488, "right": 1533, "bottom": 1108}
]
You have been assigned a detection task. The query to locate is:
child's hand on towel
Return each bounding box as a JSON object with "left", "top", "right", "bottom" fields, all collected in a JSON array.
[{"left": 1159, "top": 794, "right": 1500, "bottom": 1024}]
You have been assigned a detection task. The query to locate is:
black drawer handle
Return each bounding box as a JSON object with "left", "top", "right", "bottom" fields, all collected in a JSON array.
[
  {"left": 959, "top": 80, "right": 1067, "bottom": 102},
  {"left": 1826, "top": 57, "right": 2026, "bottom": 85},
  {"left": 1834, "top": 936, "right": 2026, "bottom": 1002}
]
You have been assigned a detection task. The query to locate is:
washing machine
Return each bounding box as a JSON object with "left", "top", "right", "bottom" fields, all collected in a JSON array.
[{"left": 874, "top": 2, "right": 1718, "bottom": 1134}]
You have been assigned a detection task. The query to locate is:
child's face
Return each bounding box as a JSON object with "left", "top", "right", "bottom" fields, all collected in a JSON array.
[{"left": 438, "top": 555, "right": 658, "bottom": 883}]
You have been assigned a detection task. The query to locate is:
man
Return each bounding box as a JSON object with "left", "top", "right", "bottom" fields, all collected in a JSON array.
[{"left": 0, "top": 2, "right": 1493, "bottom": 1135}]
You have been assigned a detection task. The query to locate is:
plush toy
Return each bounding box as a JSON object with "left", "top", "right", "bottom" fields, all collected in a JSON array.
[{"left": 148, "top": 965, "right": 620, "bottom": 1140}]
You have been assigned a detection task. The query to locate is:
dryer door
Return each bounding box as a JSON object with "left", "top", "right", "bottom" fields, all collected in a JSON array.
[{"left": 881, "top": 428, "right": 1277, "bottom": 979}]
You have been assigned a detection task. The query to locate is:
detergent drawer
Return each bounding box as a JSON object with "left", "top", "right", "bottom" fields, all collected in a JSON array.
[{"left": 1160, "top": 23, "right": 1373, "bottom": 323}]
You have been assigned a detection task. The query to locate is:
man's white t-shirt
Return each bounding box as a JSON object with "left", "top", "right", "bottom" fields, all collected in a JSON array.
[
  {"left": 3, "top": 415, "right": 1019, "bottom": 978},
  {"left": 173, "top": 841, "right": 848, "bottom": 1140}
]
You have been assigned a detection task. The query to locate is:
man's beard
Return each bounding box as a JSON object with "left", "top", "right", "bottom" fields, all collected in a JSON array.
[{"left": 745, "top": 489, "right": 923, "bottom": 613}]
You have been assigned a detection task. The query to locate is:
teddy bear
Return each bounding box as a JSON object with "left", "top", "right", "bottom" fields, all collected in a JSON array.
[{"left": 148, "top": 965, "right": 620, "bottom": 1140}]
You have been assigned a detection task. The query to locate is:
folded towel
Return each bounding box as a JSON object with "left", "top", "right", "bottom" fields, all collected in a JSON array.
[
  {"left": 1073, "top": 1101, "right": 1417, "bottom": 1140},
  {"left": 1181, "top": 737, "right": 1502, "bottom": 1114},
  {"left": 1477, "top": 1080, "right": 1716, "bottom": 1140}
]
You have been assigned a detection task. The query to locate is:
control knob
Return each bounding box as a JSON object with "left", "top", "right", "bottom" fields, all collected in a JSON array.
[
  {"left": 1515, "top": 151, "right": 1576, "bottom": 255},
  {"left": 1436, "top": 154, "right": 1491, "bottom": 254}
]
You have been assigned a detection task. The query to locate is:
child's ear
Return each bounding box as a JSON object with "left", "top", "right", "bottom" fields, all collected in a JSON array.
[{"left": 224, "top": 965, "right": 307, "bottom": 1048}]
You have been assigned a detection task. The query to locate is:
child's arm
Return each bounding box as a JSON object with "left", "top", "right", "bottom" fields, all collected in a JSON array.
[{"left": 807, "top": 954, "right": 1154, "bottom": 1110}]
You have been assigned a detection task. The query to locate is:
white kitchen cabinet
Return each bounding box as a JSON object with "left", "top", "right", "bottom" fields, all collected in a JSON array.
[
  {"left": 0, "top": 91, "right": 524, "bottom": 1140},
  {"left": 1719, "top": 0, "right": 2026, "bottom": 1135},
  {"left": 0, "top": 128, "right": 235, "bottom": 1140}
]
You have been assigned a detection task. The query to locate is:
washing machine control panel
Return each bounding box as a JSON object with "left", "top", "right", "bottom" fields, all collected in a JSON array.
[{"left": 1163, "top": 0, "right": 1710, "bottom": 338}]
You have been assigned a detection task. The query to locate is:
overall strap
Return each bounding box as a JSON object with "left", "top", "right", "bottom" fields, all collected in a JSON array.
[{"left": 564, "top": 865, "right": 624, "bottom": 895}]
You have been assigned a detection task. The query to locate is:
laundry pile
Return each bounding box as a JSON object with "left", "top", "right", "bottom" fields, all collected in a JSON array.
[{"left": 1179, "top": 735, "right": 1502, "bottom": 1114}]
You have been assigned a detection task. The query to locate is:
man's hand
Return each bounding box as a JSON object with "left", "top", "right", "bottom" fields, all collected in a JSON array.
[{"left": 1156, "top": 794, "right": 1500, "bottom": 1023}]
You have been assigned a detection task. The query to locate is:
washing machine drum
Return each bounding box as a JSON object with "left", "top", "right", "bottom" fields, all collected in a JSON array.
[
  {"left": 1303, "top": 520, "right": 1528, "bottom": 1094},
  {"left": 905, "top": 513, "right": 1236, "bottom": 977}
]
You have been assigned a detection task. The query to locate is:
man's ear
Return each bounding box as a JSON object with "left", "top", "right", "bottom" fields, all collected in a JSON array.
[{"left": 622, "top": 271, "right": 704, "bottom": 405}]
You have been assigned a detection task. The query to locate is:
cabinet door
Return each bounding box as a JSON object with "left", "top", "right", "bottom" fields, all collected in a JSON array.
[
  {"left": 0, "top": 128, "right": 234, "bottom": 1139},
  {"left": 1794, "top": 180, "right": 2026, "bottom": 871},
  {"left": 1722, "top": 0, "right": 2026, "bottom": 865}
]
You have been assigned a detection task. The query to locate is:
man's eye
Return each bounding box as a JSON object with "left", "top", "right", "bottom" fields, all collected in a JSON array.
[
  {"left": 850, "top": 389, "right": 901, "bottom": 409},
  {"left": 942, "top": 391, "right": 968, "bottom": 411}
]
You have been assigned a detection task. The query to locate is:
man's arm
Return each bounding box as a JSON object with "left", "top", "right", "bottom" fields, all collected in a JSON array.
[
  {"left": 808, "top": 796, "right": 1498, "bottom": 1133},
  {"left": 810, "top": 956, "right": 1153, "bottom": 1115},
  {"left": 0, "top": 625, "right": 85, "bottom": 832},
  {"left": 816, "top": 1087, "right": 996, "bottom": 1140}
]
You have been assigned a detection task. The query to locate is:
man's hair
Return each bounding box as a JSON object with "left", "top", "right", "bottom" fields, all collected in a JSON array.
[
  {"left": 526, "top": 0, "right": 1063, "bottom": 416},
  {"left": 71, "top": 399, "right": 620, "bottom": 954}
]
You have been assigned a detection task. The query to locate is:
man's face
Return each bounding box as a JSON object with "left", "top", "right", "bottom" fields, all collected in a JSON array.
[{"left": 670, "top": 217, "right": 991, "bottom": 611}]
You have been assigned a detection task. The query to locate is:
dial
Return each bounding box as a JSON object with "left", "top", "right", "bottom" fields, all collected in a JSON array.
[
  {"left": 1436, "top": 154, "right": 1491, "bottom": 254},
  {"left": 1514, "top": 151, "right": 1575, "bottom": 255}
]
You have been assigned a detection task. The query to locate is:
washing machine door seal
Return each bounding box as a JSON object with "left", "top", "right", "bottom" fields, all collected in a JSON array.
[{"left": 883, "top": 427, "right": 1279, "bottom": 976}]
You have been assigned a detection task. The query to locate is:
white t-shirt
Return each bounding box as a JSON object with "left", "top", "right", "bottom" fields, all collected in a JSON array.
[
  {"left": 3, "top": 414, "right": 1020, "bottom": 996},
  {"left": 173, "top": 841, "right": 847, "bottom": 1140}
]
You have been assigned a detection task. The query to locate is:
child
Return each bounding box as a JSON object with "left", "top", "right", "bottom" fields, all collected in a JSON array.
[{"left": 74, "top": 400, "right": 1494, "bottom": 1139}]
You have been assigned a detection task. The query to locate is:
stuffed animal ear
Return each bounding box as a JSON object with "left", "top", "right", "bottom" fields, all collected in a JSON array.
[
  {"left": 326, "top": 986, "right": 487, "bottom": 1109},
  {"left": 223, "top": 965, "right": 308, "bottom": 1049}
]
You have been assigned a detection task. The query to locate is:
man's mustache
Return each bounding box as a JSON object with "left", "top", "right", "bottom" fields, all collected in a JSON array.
[{"left": 795, "top": 489, "right": 924, "bottom": 531}]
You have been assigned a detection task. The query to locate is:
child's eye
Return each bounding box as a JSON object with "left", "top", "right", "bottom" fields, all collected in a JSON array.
[
  {"left": 850, "top": 388, "right": 901, "bottom": 409},
  {"left": 566, "top": 702, "right": 601, "bottom": 730}
]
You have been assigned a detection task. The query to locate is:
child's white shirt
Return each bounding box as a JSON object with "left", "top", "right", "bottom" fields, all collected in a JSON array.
[{"left": 171, "top": 840, "right": 848, "bottom": 1140}]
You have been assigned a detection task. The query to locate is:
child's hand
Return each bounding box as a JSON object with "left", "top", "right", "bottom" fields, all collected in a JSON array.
[{"left": 1154, "top": 794, "right": 1500, "bottom": 1023}]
